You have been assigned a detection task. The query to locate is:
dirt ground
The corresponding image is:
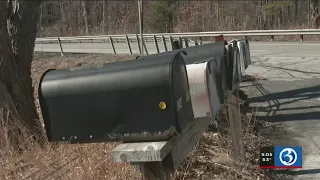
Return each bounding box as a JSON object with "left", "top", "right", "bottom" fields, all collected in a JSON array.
[{"left": 0, "top": 52, "right": 292, "bottom": 180}]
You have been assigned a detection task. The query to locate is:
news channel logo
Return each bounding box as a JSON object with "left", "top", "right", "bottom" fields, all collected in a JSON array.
[{"left": 274, "top": 146, "right": 302, "bottom": 168}]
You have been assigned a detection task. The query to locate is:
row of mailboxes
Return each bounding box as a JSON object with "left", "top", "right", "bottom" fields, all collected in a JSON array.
[
  {"left": 137, "top": 41, "right": 229, "bottom": 104},
  {"left": 38, "top": 39, "right": 251, "bottom": 143}
]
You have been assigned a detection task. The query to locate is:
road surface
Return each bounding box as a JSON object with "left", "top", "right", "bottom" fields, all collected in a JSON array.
[
  {"left": 35, "top": 41, "right": 320, "bottom": 179},
  {"left": 35, "top": 41, "right": 320, "bottom": 81},
  {"left": 238, "top": 42, "right": 320, "bottom": 179}
]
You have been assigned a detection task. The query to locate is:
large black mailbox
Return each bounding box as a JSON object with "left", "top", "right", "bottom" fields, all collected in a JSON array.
[
  {"left": 137, "top": 41, "right": 229, "bottom": 104},
  {"left": 38, "top": 52, "right": 194, "bottom": 143}
]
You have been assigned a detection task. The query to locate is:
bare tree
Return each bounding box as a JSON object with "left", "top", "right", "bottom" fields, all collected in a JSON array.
[
  {"left": 81, "top": 0, "right": 89, "bottom": 35},
  {"left": 0, "top": 1, "right": 42, "bottom": 137},
  {"left": 102, "top": 0, "right": 106, "bottom": 34},
  {"left": 310, "top": 0, "right": 319, "bottom": 28}
]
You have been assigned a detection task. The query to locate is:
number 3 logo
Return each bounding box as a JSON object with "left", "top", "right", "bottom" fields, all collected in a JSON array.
[{"left": 279, "top": 148, "right": 297, "bottom": 166}]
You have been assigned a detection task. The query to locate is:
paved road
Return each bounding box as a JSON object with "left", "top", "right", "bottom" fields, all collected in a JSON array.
[
  {"left": 35, "top": 41, "right": 320, "bottom": 81},
  {"left": 35, "top": 41, "right": 320, "bottom": 179},
  {"left": 237, "top": 42, "right": 320, "bottom": 179}
]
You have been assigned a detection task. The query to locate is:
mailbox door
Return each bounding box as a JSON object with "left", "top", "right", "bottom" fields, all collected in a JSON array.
[
  {"left": 206, "top": 61, "right": 223, "bottom": 115},
  {"left": 186, "top": 62, "right": 211, "bottom": 118},
  {"left": 237, "top": 41, "right": 246, "bottom": 77},
  {"left": 171, "top": 54, "right": 194, "bottom": 131}
]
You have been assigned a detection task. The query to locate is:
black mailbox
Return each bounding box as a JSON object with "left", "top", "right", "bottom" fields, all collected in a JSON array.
[
  {"left": 227, "top": 40, "right": 242, "bottom": 91},
  {"left": 38, "top": 52, "right": 194, "bottom": 143},
  {"left": 137, "top": 41, "right": 229, "bottom": 104}
]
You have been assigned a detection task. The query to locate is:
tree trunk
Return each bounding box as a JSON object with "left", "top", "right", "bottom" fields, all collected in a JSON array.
[
  {"left": 60, "top": 1, "right": 65, "bottom": 35},
  {"left": 294, "top": 0, "right": 298, "bottom": 22},
  {"left": 0, "top": 1, "right": 42, "bottom": 138},
  {"left": 310, "top": 0, "right": 319, "bottom": 28},
  {"left": 102, "top": 0, "right": 106, "bottom": 34},
  {"left": 81, "top": 0, "right": 89, "bottom": 35}
]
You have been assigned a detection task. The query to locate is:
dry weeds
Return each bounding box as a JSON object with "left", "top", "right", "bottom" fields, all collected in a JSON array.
[{"left": 0, "top": 52, "right": 291, "bottom": 180}]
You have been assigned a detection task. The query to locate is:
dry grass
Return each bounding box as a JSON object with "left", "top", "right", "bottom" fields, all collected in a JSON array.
[{"left": 0, "top": 52, "right": 291, "bottom": 180}]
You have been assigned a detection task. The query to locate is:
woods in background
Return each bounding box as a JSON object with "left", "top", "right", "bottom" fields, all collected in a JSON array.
[{"left": 38, "top": 0, "right": 319, "bottom": 37}]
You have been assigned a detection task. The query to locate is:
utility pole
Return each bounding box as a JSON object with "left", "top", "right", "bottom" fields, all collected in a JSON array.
[{"left": 138, "top": 0, "right": 144, "bottom": 56}]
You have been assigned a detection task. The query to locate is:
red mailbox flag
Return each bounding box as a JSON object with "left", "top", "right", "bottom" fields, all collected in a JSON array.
[{"left": 215, "top": 35, "right": 224, "bottom": 41}]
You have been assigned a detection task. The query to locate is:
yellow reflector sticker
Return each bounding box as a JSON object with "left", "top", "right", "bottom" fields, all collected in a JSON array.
[{"left": 159, "top": 102, "right": 166, "bottom": 110}]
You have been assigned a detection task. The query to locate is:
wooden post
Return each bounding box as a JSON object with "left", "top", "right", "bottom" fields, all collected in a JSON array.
[
  {"left": 57, "top": 37, "right": 64, "bottom": 56},
  {"left": 227, "top": 88, "right": 245, "bottom": 162},
  {"left": 112, "top": 117, "right": 214, "bottom": 180},
  {"left": 139, "top": 162, "right": 171, "bottom": 180}
]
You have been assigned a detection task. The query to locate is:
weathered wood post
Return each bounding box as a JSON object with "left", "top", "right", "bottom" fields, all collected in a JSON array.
[
  {"left": 139, "top": 162, "right": 171, "bottom": 180},
  {"left": 227, "top": 88, "right": 245, "bottom": 161}
]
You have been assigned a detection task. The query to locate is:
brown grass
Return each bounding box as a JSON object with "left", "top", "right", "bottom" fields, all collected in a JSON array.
[{"left": 0, "top": 52, "right": 292, "bottom": 180}]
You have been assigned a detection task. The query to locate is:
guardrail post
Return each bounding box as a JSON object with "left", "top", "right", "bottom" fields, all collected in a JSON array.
[
  {"left": 57, "top": 37, "right": 64, "bottom": 56},
  {"left": 153, "top": 35, "right": 160, "bottom": 53},
  {"left": 199, "top": 37, "right": 203, "bottom": 45},
  {"left": 271, "top": 35, "right": 274, "bottom": 41},
  {"left": 184, "top": 38, "right": 189, "bottom": 48},
  {"left": 178, "top": 37, "right": 183, "bottom": 48},
  {"left": 162, "top": 35, "right": 168, "bottom": 52},
  {"left": 125, "top": 35, "right": 133, "bottom": 55},
  {"left": 109, "top": 37, "right": 116, "bottom": 54},
  {"left": 194, "top": 39, "right": 198, "bottom": 46},
  {"left": 172, "top": 40, "right": 181, "bottom": 50},
  {"left": 300, "top": 35, "right": 304, "bottom": 42},
  {"left": 142, "top": 37, "right": 149, "bottom": 55},
  {"left": 136, "top": 34, "right": 142, "bottom": 55},
  {"left": 169, "top": 36, "right": 174, "bottom": 50}
]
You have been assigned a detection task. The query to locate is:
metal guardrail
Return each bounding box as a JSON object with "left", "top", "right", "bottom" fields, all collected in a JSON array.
[
  {"left": 36, "top": 29, "right": 320, "bottom": 43},
  {"left": 35, "top": 29, "right": 320, "bottom": 55}
]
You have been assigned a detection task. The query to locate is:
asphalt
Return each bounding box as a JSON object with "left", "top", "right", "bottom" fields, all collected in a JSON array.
[{"left": 241, "top": 42, "right": 320, "bottom": 180}]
